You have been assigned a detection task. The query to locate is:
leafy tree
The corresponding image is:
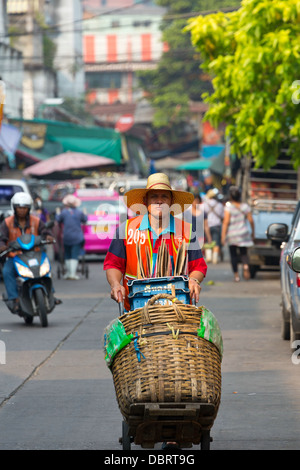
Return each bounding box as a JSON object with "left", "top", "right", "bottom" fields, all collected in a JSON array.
[
  {"left": 137, "top": 0, "right": 241, "bottom": 129},
  {"left": 186, "top": 0, "right": 300, "bottom": 169}
]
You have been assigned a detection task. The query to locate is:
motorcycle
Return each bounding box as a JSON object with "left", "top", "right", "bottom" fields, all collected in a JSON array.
[{"left": 0, "top": 228, "right": 57, "bottom": 327}]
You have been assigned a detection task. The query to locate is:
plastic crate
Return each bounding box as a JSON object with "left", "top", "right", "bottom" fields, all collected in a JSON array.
[{"left": 127, "top": 276, "right": 190, "bottom": 310}]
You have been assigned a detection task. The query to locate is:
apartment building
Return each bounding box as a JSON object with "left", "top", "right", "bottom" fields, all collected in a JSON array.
[
  {"left": 83, "top": 1, "right": 166, "bottom": 108},
  {"left": 6, "top": 0, "right": 84, "bottom": 119},
  {"left": 0, "top": 0, "right": 23, "bottom": 117}
]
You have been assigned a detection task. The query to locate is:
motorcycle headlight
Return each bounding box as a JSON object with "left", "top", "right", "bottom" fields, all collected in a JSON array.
[
  {"left": 15, "top": 262, "right": 34, "bottom": 278},
  {"left": 40, "top": 258, "right": 50, "bottom": 276}
]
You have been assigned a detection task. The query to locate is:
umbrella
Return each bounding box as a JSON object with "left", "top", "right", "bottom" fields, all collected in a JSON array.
[{"left": 23, "top": 152, "right": 116, "bottom": 176}]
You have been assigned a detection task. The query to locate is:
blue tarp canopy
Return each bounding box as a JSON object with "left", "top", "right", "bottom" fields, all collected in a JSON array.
[
  {"left": 176, "top": 158, "right": 216, "bottom": 171},
  {"left": 201, "top": 145, "right": 225, "bottom": 158}
]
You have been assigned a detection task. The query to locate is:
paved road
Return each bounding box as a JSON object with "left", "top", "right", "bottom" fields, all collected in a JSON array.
[{"left": 0, "top": 254, "right": 299, "bottom": 450}]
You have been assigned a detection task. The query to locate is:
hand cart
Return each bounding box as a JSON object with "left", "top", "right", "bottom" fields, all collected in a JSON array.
[
  {"left": 120, "top": 402, "right": 215, "bottom": 450},
  {"left": 104, "top": 278, "right": 222, "bottom": 451}
]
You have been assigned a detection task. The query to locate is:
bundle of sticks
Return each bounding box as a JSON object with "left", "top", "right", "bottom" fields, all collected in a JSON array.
[{"left": 136, "top": 239, "right": 187, "bottom": 278}]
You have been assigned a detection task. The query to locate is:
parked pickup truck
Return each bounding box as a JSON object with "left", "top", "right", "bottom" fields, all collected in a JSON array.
[
  {"left": 238, "top": 151, "right": 300, "bottom": 278},
  {"left": 248, "top": 199, "right": 297, "bottom": 278}
]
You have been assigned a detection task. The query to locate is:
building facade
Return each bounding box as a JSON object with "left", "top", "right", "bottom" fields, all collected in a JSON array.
[
  {"left": 0, "top": 0, "right": 23, "bottom": 118},
  {"left": 6, "top": 0, "right": 85, "bottom": 119},
  {"left": 83, "top": 1, "right": 166, "bottom": 106},
  {"left": 52, "top": 0, "right": 85, "bottom": 100}
]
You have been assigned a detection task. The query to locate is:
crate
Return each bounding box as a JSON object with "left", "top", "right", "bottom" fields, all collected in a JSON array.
[{"left": 127, "top": 276, "right": 190, "bottom": 310}]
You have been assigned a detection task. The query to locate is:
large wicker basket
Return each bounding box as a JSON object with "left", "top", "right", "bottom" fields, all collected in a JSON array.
[{"left": 110, "top": 293, "right": 222, "bottom": 421}]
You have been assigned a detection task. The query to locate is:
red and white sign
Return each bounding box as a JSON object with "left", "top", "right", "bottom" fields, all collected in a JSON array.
[{"left": 115, "top": 114, "right": 134, "bottom": 133}]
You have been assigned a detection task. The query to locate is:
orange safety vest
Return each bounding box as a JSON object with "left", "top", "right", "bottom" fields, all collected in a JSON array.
[
  {"left": 5, "top": 214, "right": 40, "bottom": 257},
  {"left": 123, "top": 215, "right": 192, "bottom": 311}
]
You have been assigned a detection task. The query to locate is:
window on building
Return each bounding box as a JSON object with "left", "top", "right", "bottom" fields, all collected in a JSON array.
[
  {"left": 86, "top": 72, "right": 122, "bottom": 89},
  {"left": 133, "top": 20, "right": 152, "bottom": 27}
]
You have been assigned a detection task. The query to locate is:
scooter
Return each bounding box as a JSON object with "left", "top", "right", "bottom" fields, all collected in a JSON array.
[{"left": 0, "top": 231, "right": 57, "bottom": 327}]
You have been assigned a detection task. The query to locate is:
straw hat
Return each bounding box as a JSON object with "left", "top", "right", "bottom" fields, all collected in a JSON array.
[
  {"left": 206, "top": 188, "right": 219, "bottom": 199},
  {"left": 124, "top": 173, "right": 194, "bottom": 215},
  {"left": 62, "top": 194, "right": 81, "bottom": 208}
]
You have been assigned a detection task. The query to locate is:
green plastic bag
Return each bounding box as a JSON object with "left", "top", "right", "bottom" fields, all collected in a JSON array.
[
  {"left": 103, "top": 318, "right": 133, "bottom": 367},
  {"left": 203, "top": 241, "right": 216, "bottom": 249},
  {"left": 198, "top": 306, "right": 223, "bottom": 360}
]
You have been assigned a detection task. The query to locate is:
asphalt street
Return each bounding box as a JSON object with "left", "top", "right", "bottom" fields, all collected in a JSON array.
[{"left": 0, "top": 253, "right": 299, "bottom": 451}]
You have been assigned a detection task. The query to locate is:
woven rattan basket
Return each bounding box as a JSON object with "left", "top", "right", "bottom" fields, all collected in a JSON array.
[{"left": 110, "top": 293, "right": 222, "bottom": 421}]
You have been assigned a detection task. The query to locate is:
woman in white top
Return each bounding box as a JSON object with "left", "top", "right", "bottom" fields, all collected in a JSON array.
[{"left": 221, "top": 186, "right": 255, "bottom": 282}]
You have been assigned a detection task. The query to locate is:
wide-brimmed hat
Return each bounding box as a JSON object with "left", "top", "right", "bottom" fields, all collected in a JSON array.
[
  {"left": 124, "top": 173, "right": 194, "bottom": 215},
  {"left": 206, "top": 188, "right": 219, "bottom": 199},
  {"left": 62, "top": 194, "right": 81, "bottom": 208}
]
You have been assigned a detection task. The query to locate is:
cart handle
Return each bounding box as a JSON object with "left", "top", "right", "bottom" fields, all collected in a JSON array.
[{"left": 118, "top": 301, "right": 124, "bottom": 316}]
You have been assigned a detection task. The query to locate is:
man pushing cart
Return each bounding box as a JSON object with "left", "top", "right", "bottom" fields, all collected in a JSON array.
[{"left": 103, "top": 173, "right": 222, "bottom": 450}]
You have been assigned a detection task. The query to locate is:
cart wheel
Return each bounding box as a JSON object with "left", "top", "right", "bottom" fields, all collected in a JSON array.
[
  {"left": 200, "top": 430, "right": 211, "bottom": 450},
  {"left": 85, "top": 265, "right": 89, "bottom": 279},
  {"left": 122, "top": 420, "right": 131, "bottom": 450}
]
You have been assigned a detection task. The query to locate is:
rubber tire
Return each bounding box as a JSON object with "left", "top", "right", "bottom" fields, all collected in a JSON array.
[
  {"left": 122, "top": 420, "right": 131, "bottom": 450},
  {"left": 249, "top": 265, "right": 258, "bottom": 279},
  {"left": 201, "top": 430, "right": 210, "bottom": 450},
  {"left": 35, "top": 288, "right": 48, "bottom": 327},
  {"left": 281, "top": 302, "right": 290, "bottom": 341},
  {"left": 23, "top": 315, "right": 34, "bottom": 325},
  {"left": 290, "top": 321, "right": 300, "bottom": 350}
]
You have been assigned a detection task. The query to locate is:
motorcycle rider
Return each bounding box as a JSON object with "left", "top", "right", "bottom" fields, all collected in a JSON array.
[{"left": 0, "top": 192, "right": 57, "bottom": 313}]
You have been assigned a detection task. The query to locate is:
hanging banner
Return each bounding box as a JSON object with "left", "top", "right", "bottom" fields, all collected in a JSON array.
[
  {"left": 10, "top": 120, "right": 46, "bottom": 150},
  {"left": 202, "top": 121, "right": 222, "bottom": 145}
]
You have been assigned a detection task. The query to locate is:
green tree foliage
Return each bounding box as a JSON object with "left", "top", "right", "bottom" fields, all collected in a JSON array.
[
  {"left": 137, "top": 0, "right": 241, "bottom": 128},
  {"left": 186, "top": 0, "right": 300, "bottom": 169}
]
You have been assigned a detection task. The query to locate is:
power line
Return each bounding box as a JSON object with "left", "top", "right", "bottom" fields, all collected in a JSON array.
[
  {"left": 0, "top": 5, "right": 239, "bottom": 39},
  {"left": 0, "top": 44, "right": 202, "bottom": 63}
]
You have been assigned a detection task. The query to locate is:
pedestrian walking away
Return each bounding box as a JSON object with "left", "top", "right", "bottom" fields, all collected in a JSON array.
[
  {"left": 183, "top": 193, "right": 212, "bottom": 249},
  {"left": 103, "top": 172, "right": 208, "bottom": 312},
  {"left": 221, "top": 185, "right": 255, "bottom": 282},
  {"left": 203, "top": 188, "right": 224, "bottom": 264},
  {"left": 55, "top": 194, "right": 87, "bottom": 280}
]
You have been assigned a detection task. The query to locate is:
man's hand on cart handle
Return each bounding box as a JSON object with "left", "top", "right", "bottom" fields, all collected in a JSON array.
[
  {"left": 118, "top": 300, "right": 124, "bottom": 316},
  {"left": 110, "top": 283, "right": 126, "bottom": 304},
  {"left": 106, "top": 269, "right": 125, "bottom": 303},
  {"left": 188, "top": 272, "right": 204, "bottom": 305}
]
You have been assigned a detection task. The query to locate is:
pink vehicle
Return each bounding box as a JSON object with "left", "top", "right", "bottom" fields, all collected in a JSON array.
[{"left": 73, "top": 189, "right": 126, "bottom": 255}]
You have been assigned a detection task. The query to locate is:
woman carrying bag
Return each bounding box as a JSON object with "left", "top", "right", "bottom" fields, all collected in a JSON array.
[{"left": 221, "top": 186, "right": 255, "bottom": 282}]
